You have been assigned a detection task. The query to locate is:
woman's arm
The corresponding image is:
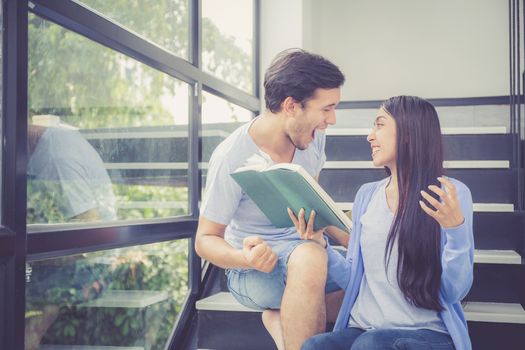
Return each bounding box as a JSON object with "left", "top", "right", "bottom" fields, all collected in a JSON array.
[
  {"left": 420, "top": 178, "right": 474, "bottom": 303},
  {"left": 325, "top": 225, "right": 350, "bottom": 248},
  {"left": 439, "top": 182, "right": 474, "bottom": 302}
]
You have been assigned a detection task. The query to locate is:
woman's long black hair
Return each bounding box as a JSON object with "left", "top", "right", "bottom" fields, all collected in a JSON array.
[{"left": 383, "top": 96, "right": 444, "bottom": 311}]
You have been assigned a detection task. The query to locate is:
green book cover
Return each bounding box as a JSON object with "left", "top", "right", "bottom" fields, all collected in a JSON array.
[{"left": 231, "top": 163, "right": 352, "bottom": 232}]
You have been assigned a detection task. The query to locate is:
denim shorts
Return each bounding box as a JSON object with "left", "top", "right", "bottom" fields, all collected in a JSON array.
[{"left": 226, "top": 239, "right": 341, "bottom": 311}]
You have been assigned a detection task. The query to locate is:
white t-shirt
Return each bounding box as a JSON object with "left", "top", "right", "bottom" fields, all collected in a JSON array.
[
  {"left": 349, "top": 178, "right": 446, "bottom": 333},
  {"left": 200, "top": 118, "right": 326, "bottom": 249}
]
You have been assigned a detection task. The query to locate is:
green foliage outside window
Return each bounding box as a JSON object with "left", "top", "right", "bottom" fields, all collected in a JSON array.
[{"left": 28, "top": 241, "right": 189, "bottom": 349}]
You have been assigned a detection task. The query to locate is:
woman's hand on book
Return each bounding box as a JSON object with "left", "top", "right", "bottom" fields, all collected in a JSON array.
[
  {"left": 288, "top": 208, "right": 327, "bottom": 248},
  {"left": 242, "top": 236, "right": 278, "bottom": 273},
  {"left": 419, "top": 176, "right": 465, "bottom": 228}
]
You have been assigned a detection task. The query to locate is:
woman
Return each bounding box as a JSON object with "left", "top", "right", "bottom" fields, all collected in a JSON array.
[{"left": 291, "top": 96, "right": 474, "bottom": 350}]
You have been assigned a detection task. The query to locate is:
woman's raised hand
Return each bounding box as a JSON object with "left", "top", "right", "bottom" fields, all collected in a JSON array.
[{"left": 419, "top": 176, "right": 465, "bottom": 228}]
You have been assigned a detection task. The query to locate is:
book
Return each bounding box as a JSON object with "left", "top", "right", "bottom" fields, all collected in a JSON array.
[{"left": 230, "top": 163, "right": 352, "bottom": 232}]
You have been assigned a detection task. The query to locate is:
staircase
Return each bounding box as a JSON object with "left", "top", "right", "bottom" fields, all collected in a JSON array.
[{"left": 194, "top": 103, "right": 525, "bottom": 350}]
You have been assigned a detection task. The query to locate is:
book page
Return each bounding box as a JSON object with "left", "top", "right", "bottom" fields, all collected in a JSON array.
[{"left": 268, "top": 164, "right": 352, "bottom": 230}]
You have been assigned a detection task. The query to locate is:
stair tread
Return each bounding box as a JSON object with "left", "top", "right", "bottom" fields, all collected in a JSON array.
[
  {"left": 336, "top": 202, "right": 515, "bottom": 212},
  {"left": 94, "top": 127, "right": 508, "bottom": 139},
  {"left": 326, "top": 127, "right": 508, "bottom": 136},
  {"left": 323, "top": 160, "right": 510, "bottom": 169},
  {"left": 197, "top": 292, "right": 255, "bottom": 312},
  {"left": 464, "top": 302, "right": 525, "bottom": 324},
  {"left": 198, "top": 292, "right": 525, "bottom": 324},
  {"left": 474, "top": 249, "right": 522, "bottom": 264},
  {"left": 330, "top": 247, "right": 521, "bottom": 265},
  {"left": 78, "top": 290, "right": 168, "bottom": 308}
]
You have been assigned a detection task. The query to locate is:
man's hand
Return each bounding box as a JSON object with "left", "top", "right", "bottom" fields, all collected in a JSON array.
[{"left": 242, "top": 236, "right": 278, "bottom": 273}]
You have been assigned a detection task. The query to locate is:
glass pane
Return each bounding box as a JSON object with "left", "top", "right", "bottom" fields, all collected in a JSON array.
[
  {"left": 28, "top": 15, "right": 190, "bottom": 226},
  {"left": 202, "top": 0, "right": 254, "bottom": 93},
  {"left": 25, "top": 240, "right": 189, "bottom": 349},
  {"left": 76, "top": 0, "right": 189, "bottom": 59},
  {"left": 200, "top": 91, "right": 253, "bottom": 196}
]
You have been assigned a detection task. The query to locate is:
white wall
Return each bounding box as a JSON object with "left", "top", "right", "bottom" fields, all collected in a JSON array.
[
  {"left": 260, "top": 0, "right": 306, "bottom": 110},
  {"left": 301, "top": 0, "right": 509, "bottom": 101}
]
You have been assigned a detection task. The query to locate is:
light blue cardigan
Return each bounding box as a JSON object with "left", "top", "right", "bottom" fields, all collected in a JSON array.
[{"left": 326, "top": 177, "right": 474, "bottom": 350}]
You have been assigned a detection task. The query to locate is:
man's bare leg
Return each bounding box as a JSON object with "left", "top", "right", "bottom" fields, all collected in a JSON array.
[
  {"left": 262, "top": 290, "right": 344, "bottom": 349},
  {"left": 262, "top": 309, "right": 284, "bottom": 350},
  {"left": 280, "top": 243, "right": 328, "bottom": 350}
]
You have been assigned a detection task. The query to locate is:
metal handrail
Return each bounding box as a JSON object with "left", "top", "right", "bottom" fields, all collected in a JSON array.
[{"left": 510, "top": 0, "right": 524, "bottom": 210}]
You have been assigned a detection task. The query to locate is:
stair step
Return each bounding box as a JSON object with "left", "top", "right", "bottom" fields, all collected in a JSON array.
[
  {"left": 79, "top": 290, "right": 168, "bottom": 308},
  {"left": 474, "top": 250, "right": 522, "bottom": 264},
  {"left": 468, "top": 263, "right": 525, "bottom": 304},
  {"left": 197, "top": 292, "right": 254, "bottom": 313},
  {"left": 336, "top": 202, "right": 515, "bottom": 212},
  {"left": 464, "top": 302, "right": 525, "bottom": 324},
  {"left": 326, "top": 127, "right": 508, "bottom": 136},
  {"left": 473, "top": 212, "right": 525, "bottom": 251},
  {"left": 111, "top": 159, "right": 513, "bottom": 170},
  {"left": 320, "top": 169, "right": 519, "bottom": 204},
  {"left": 329, "top": 247, "right": 521, "bottom": 265},
  {"left": 323, "top": 160, "right": 509, "bottom": 169},
  {"left": 86, "top": 126, "right": 509, "bottom": 139},
  {"left": 198, "top": 292, "right": 525, "bottom": 325},
  {"left": 326, "top": 133, "right": 512, "bottom": 162},
  {"left": 471, "top": 203, "right": 515, "bottom": 212}
]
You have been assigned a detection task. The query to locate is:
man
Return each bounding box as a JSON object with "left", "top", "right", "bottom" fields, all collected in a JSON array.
[{"left": 195, "top": 49, "right": 348, "bottom": 350}]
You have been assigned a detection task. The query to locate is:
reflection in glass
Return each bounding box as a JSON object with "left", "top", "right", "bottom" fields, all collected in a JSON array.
[
  {"left": 28, "top": 124, "right": 116, "bottom": 223},
  {"left": 77, "top": 0, "right": 189, "bottom": 59},
  {"left": 25, "top": 240, "right": 189, "bottom": 349},
  {"left": 200, "top": 92, "right": 253, "bottom": 196},
  {"left": 202, "top": 0, "right": 254, "bottom": 92},
  {"left": 28, "top": 14, "right": 190, "bottom": 224}
]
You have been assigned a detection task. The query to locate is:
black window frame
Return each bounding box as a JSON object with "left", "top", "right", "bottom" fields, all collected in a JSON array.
[{"left": 1, "top": 0, "right": 260, "bottom": 348}]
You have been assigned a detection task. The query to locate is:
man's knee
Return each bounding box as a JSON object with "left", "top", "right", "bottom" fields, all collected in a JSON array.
[
  {"left": 287, "top": 243, "right": 328, "bottom": 286},
  {"left": 288, "top": 242, "right": 327, "bottom": 269}
]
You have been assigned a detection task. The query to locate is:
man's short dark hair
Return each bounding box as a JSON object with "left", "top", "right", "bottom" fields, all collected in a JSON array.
[{"left": 264, "top": 49, "right": 345, "bottom": 113}]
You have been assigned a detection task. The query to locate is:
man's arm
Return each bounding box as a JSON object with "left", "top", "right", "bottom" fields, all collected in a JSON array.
[
  {"left": 195, "top": 216, "right": 277, "bottom": 272},
  {"left": 195, "top": 216, "right": 249, "bottom": 269}
]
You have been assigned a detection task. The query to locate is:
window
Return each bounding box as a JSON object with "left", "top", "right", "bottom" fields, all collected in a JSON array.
[
  {"left": 25, "top": 239, "right": 188, "bottom": 349},
  {"left": 76, "top": 0, "right": 189, "bottom": 59},
  {"left": 3, "top": 1, "right": 260, "bottom": 348},
  {"left": 202, "top": 0, "right": 254, "bottom": 93},
  {"left": 28, "top": 14, "right": 190, "bottom": 225}
]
